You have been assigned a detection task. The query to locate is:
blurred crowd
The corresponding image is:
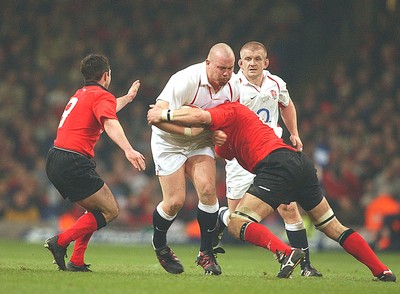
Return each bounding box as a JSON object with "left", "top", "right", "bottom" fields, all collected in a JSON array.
[{"left": 0, "top": 0, "right": 399, "bottom": 247}]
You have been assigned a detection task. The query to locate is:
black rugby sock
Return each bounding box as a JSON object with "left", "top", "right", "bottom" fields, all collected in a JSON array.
[
  {"left": 197, "top": 208, "right": 218, "bottom": 252},
  {"left": 286, "top": 228, "right": 311, "bottom": 268},
  {"left": 152, "top": 208, "right": 175, "bottom": 249}
]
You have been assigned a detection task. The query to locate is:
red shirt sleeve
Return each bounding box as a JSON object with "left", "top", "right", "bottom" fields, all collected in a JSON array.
[
  {"left": 93, "top": 91, "right": 118, "bottom": 128},
  {"left": 206, "top": 102, "right": 235, "bottom": 131}
]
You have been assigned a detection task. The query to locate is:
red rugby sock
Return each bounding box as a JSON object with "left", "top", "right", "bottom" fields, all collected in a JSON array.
[
  {"left": 244, "top": 222, "right": 292, "bottom": 255},
  {"left": 341, "top": 231, "right": 388, "bottom": 276},
  {"left": 57, "top": 212, "right": 98, "bottom": 248},
  {"left": 70, "top": 232, "right": 93, "bottom": 266}
]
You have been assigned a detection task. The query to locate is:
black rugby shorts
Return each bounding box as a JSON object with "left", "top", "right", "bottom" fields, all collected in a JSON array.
[
  {"left": 247, "top": 149, "right": 323, "bottom": 211},
  {"left": 46, "top": 147, "right": 104, "bottom": 202}
]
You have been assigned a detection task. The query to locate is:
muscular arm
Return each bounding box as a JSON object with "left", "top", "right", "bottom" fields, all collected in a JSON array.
[
  {"left": 149, "top": 100, "right": 209, "bottom": 136},
  {"left": 103, "top": 118, "right": 146, "bottom": 171},
  {"left": 280, "top": 99, "right": 303, "bottom": 151},
  {"left": 116, "top": 80, "right": 140, "bottom": 112},
  {"left": 147, "top": 104, "right": 212, "bottom": 126}
]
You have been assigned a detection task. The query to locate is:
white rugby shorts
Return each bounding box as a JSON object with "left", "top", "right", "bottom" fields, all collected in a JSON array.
[
  {"left": 224, "top": 126, "right": 282, "bottom": 199},
  {"left": 151, "top": 132, "right": 215, "bottom": 176},
  {"left": 225, "top": 158, "right": 255, "bottom": 199}
]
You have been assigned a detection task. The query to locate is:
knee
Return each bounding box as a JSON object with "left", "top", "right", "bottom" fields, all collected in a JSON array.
[
  {"left": 278, "top": 203, "right": 301, "bottom": 223},
  {"left": 227, "top": 218, "right": 246, "bottom": 240},
  {"left": 197, "top": 185, "right": 217, "bottom": 204},
  {"left": 104, "top": 203, "right": 119, "bottom": 223},
  {"left": 163, "top": 199, "right": 184, "bottom": 215}
]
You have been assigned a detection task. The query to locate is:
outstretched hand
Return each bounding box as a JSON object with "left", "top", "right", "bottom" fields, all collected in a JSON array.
[{"left": 126, "top": 80, "right": 141, "bottom": 102}]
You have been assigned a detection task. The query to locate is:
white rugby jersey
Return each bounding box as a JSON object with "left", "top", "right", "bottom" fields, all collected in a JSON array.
[
  {"left": 237, "top": 69, "right": 290, "bottom": 131},
  {"left": 225, "top": 69, "right": 292, "bottom": 193},
  {"left": 152, "top": 62, "right": 240, "bottom": 147}
]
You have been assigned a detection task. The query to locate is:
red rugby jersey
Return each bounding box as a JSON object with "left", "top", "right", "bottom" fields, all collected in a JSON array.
[
  {"left": 54, "top": 83, "right": 118, "bottom": 158},
  {"left": 206, "top": 102, "right": 296, "bottom": 173}
]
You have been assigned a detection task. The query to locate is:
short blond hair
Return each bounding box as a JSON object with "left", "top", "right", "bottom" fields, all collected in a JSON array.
[{"left": 239, "top": 41, "right": 267, "bottom": 59}]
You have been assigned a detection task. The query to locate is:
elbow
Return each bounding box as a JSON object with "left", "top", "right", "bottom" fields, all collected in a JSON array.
[{"left": 193, "top": 112, "right": 210, "bottom": 125}]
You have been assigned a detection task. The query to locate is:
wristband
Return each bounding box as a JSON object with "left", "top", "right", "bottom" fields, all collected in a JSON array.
[
  {"left": 184, "top": 127, "right": 192, "bottom": 137},
  {"left": 161, "top": 109, "right": 168, "bottom": 121},
  {"left": 168, "top": 110, "right": 174, "bottom": 121},
  {"left": 161, "top": 109, "right": 174, "bottom": 121}
]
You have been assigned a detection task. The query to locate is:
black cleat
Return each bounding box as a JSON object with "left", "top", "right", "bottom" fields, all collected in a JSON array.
[
  {"left": 300, "top": 265, "right": 323, "bottom": 277},
  {"left": 196, "top": 251, "right": 222, "bottom": 275},
  {"left": 154, "top": 244, "right": 184, "bottom": 274},
  {"left": 44, "top": 236, "right": 68, "bottom": 271},
  {"left": 373, "top": 270, "right": 396, "bottom": 282},
  {"left": 212, "top": 206, "right": 228, "bottom": 248},
  {"left": 276, "top": 249, "right": 305, "bottom": 278},
  {"left": 66, "top": 261, "right": 92, "bottom": 272}
]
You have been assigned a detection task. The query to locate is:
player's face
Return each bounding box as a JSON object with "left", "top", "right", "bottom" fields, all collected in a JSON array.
[
  {"left": 206, "top": 57, "right": 235, "bottom": 88},
  {"left": 239, "top": 49, "right": 268, "bottom": 80}
]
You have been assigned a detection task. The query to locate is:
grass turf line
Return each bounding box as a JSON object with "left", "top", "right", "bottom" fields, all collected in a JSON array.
[{"left": 0, "top": 239, "right": 398, "bottom": 294}]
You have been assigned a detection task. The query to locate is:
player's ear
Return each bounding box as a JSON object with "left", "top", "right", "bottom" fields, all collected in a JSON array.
[
  {"left": 264, "top": 58, "right": 269, "bottom": 69},
  {"left": 101, "top": 71, "right": 108, "bottom": 81},
  {"left": 238, "top": 59, "right": 243, "bottom": 67}
]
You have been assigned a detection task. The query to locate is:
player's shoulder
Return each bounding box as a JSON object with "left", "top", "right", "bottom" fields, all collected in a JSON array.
[
  {"left": 264, "top": 70, "right": 286, "bottom": 85},
  {"left": 170, "top": 62, "right": 202, "bottom": 88},
  {"left": 235, "top": 70, "right": 247, "bottom": 84},
  {"left": 89, "top": 88, "right": 115, "bottom": 104},
  {"left": 227, "top": 73, "right": 241, "bottom": 99},
  {"left": 228, "top": 72, "right": 240, "bottom": 85},
  {"left": 174, "top": 62, "right": 202, "bottom": 78}
]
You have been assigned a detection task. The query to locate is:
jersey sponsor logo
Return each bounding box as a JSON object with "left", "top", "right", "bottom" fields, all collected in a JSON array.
[{"left": 249, "top": 95, "right": 257, "bottom": 100}]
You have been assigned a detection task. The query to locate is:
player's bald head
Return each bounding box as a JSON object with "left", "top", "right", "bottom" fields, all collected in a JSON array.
[
  {"left": 205, "top": 43, "right": 235, "bottom": 90},
  {"left": 208, "top": 43, "right": 235, "bottom": 62}
]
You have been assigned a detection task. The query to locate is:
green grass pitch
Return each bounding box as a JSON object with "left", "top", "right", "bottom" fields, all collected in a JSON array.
[{"left": 0, "top": 239, "right": 398, "bottom": 293}]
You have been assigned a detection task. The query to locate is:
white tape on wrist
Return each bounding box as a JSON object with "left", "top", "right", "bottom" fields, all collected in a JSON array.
[
  {"left": 161, "top": 109, "right": 168, "bottom": 121},
  {"left": 168, "top": 110, "right": 174, "bottom": 121},
  {"left": 184, "top": 127, "right": 192, "bottom": 137}
]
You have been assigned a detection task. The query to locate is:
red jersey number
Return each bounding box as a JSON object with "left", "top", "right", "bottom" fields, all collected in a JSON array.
[{"left": 58, "top": 97, "right": 78, "bottom": 128}]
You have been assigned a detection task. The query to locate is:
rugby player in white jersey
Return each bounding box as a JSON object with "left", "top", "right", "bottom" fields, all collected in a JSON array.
[
  {"left": 150, "top": 43, "right": 240, "bottom": 275},
  {"left": 214, "top": 41, "right": 322, "bottom": 277}
]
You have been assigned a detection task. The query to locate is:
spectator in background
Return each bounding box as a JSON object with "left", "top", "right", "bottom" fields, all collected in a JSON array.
[{"left": 4, "top": 190, "right": 40, "bottom": 222}]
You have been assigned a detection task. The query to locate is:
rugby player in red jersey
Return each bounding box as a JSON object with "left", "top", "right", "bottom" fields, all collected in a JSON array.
[
  {"left": 147, "top": 101, "right": 396, "bottom": 281},
  {"left": 45, "top": 54, "right": 146, "bottom": 271}
]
